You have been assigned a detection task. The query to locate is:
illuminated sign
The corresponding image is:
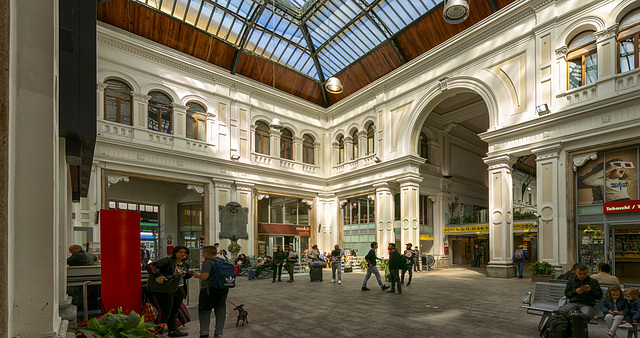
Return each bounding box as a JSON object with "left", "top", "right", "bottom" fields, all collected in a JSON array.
[
  {"left": 420, "top": 235, "right": 434, "bottom": 240},
  {"left": 444, "top": 225, "right": 489, "bottom": 233},
  {"left": 603, "top": 200, "right": 640, "bottom": 214},
  {"left": 258, "top": 223, "right": 311, "bottom": 235},
  {"left": 513, "top": 223, "right": 538, "bottom": 231}
]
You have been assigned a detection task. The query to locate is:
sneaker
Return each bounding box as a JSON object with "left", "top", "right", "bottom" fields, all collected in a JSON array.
[
  {"left": 381, "top": 285, "right": 390, "bottom": 291},
  {"left": 362, "top": 287, "right": 370, "bottom": 291},
  {"left": 287, "top": 280, "right": 294, "bottom": 283},
  {"left": 168, "top": 330, "right": 189, "bottom": 337},
  {"left": 606, "top": 330, "right": 613, "bottom": 337},
  {"left": 338, "top": 280, "right": 341, "bottom": 284},
  {"left": 331, "top": 279, "right": 335, "bottom": 283},
  {"left": 278, "top": 280, "right": 283, "bottom": 282},
  {"left": 387, "top": 289, "right": 395, "bottom": 293},
  {"left": 406, "top": 282, "right": 411, "bottom": 287}
]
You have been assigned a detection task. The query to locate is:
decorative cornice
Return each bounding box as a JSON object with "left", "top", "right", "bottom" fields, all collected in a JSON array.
[
  {"left": 187, "top": 184, "right": 204, "bottom": 195},
  {"left": 131, "top": 92, "right": 151, "bottom": 102},
  {"left": 398, "top": 176, "right": 423, "bottom": 188},
  {"left": 573, "top": 152, "right": 598, "bottom": 172},
  {"left": 171, "top": 103, "right": 188, "bottom": 112},
  {"left": 97, "top": 82, "right": 108, "bottom": 91},
  {"left": 428, "top": 195, "right": 437, "bottom": 203},
  {"left": 339, "top": 199, "right": 348, "bottom": 208},
  {"left": 532, "top": 143, "right": 563, "bottom": 159},
  {"left": 594, "top": 25, "right": 619, "bottom": 43},
  {"left": 257, "top": 193, "right": 269, "bottom": 201},
  {"left": 555, "top": 46, "right": 567, "bottom": 59},
  {"left": 483, "top": 155, "right": 515, "bottom": 169},
  {"left": 301, "top": 199, "right": 314, "bottom": 208},
  {"left": 107, "top": 174, "right": 129, "bottom": 187}
]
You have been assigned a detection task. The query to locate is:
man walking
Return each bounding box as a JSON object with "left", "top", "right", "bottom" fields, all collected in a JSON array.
[
  {"left": 513, "top": 245, "right": 529, "bottom": 278},
  {"left": 330, "top": 244, "right": 343, "bottom": 284},
  {"left": 401, "top": 243, "right": 413, "bottom": 286},
  {"left": 193, "top": 246, "right": 228, "bottom": 338},
  {"left": 473, "top": 244, "right": 483, "bottom": 267},
  {"left": 141, "top": 244, "right": 151, "bottom": 268},
  {"left": 361, "top": 242, "right": 390, "bottom": 291},
  {"left": 388, "top": 243, "right": 402, "bottom": 294},
  {"left": 413, "top": 246, "right": 421, "bottom": 272},
  {"left": 285, "top": 244, "right": 298, "bottom": 283}
]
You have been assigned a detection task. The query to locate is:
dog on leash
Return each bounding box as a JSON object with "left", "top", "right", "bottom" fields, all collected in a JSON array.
[{"left": 234, "top": 304, "right": 248, "bottom": 327}]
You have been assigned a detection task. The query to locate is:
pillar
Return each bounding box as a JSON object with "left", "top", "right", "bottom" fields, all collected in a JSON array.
[
  {"left": 399, "top": 176, "right": 422, "bottom": 248},
  {"left": 594, "top": 25, "right": 618, "bottom": 82},
  {"left": 318, "top": 193, "right": 337, "bottom": 252},
  {"left": 172, "top": 103, "right": 188, "bottom": 138},
  {"left": 484, "top": 155, "right": 517, "bottom": 278},
  {"left": 374, "top": 182, "right": 394, "bottom": 258},
  {"left": 532, "top": 143, "right": 563, "bottom": 267},
  {"left": 345, "top": 136, "right": 354, "bottom": 162}
]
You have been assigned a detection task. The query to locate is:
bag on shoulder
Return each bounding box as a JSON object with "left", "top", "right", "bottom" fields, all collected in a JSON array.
[
  {"left": 210, "top": 258, "right": 237, "bottom": 289},
  {"left": 147, "top": 275, "right": 180, "bottom": 294},
  {"left": 514, "top": 249, "right": 525, "bottom": 261},
  {"left": 540, "top": 315, "right": 570, "bottom": 338}
]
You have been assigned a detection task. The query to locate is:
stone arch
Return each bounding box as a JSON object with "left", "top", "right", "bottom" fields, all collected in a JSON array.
[
  {"left": 250, "top": 115, "right": 273, "bottom": 127},
  {"left": 609, "top": 0, "right": 640, "bottom": 26},
  {"left": 182, "top": 94, "right": 213, "bottom": 112},
  {"left": 141, "top": 84, "right": 180, "bottom": 104},
  {"left": 403, "top": 76, "right": 499, "bottom": 155},
  {"left": 362, "top": 116, "right": 377, "bottom": 131},
  {"left": 345, "top": 123, "right": 360, "bottom": 136},
  {"left": 98, "top": 70, "right": 140, "bottom": 93},
  {"left": 557, "top": 16, "right": 606, "bottom": 47},
  {"left": 299, "top": 128, "right": 321, "bottom": 142}
]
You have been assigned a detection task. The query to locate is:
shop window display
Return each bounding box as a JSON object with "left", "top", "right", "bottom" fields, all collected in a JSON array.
[
  {"left": 578, "top": 224, "right": 605, "bottom": 273},
  {"left": 342, "top": 196, "right": 375, "bottom": 255}
]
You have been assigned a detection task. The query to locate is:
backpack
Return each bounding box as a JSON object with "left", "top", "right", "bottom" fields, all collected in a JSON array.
[
  {"left": 208, "top": 258, "right": 237, "bottom": 289},
  {"left": 514, "top": 249, "right": 524, "bottom": 261},
  {"left": 540, "top": 315, "right": 570, "bottom": 338}
]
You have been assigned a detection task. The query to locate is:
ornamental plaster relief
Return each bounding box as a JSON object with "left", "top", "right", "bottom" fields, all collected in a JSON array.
[{"left": 486, "top": 52, "right": 527, "bottom": 114}]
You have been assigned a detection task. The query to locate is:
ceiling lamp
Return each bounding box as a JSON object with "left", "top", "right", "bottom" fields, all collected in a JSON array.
[
  {"left": 443, "top": 0, "right": 470, "bottom": 24},
  {"left": 325, "top": 77, "right": 343, "bottom": 94},
  {"left": 270, "top": 117, "right": 284, "bottom": 130}
]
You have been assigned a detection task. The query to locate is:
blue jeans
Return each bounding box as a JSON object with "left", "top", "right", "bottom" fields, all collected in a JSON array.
[
  {"left": 362, "top": 266, "right": 384, "bottom": 288},
  {"left": 517, "top": 261, "right": 525, "bottom": 278}
]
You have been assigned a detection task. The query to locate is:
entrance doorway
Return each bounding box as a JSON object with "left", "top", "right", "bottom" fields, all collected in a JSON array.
[{"left": 610, "top": 225, "right": 640, "bottom": 282}]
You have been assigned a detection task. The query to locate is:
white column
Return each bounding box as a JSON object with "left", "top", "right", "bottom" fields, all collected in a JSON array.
[
  {"left": 357, "top": 130, "right": 367, "bottom": 157},
  {"left": 594, "top": 25, "right": 619, "bottom": 82},
  {"left": 398, "top": 176, "right": 422, "bottom": 248},
  {"left": 207, "top": 112, "right": 217, "bottom": 148},
  {"left": 484, "top": 155, "right": 517, "bottom": 278},
  {"left": 345, "top": 136, "right": 354, "bottom": 161},
  {"left": 96, "top": 82, "right": 107, "bottom": 120},
  {"left": 130, "top": 92, "right": 150, "bottom": 129},
  {"left": 172, "top": 103, "right": 188, "bottom": 138},
  {"left": 270, "top": 129, "right": 281, "bottom": 159},
  {"left": 533, "top": 143, "right": 563, "bottom": 268},
  {"left": 293, "top": 136, "right": 302, "bottom": 162},
  {"left": 331, "top": 141, "right": 339, "bottom": 166},
  {"left": 318, "top": 194, "right": 337, "bottom": 253},
  {"left": 374, "top": 182, "right": 394, "bottom": 258}
]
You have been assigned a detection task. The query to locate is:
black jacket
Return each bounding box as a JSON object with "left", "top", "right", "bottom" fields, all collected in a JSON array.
[
  {"left": 146, "top": 257, "right": 192, "bottom": 283},
  {"left": 389, "top": 250, "right": 402, "bottom": 270},
  {"left": 565, "top": 276, "right": 603, "bottom": 306},
  {"left": 67, "top": 250, "right": 92, "bottom": 266},
  {"left": 274, "top": 251, "right": 286, "bottom": 265}
]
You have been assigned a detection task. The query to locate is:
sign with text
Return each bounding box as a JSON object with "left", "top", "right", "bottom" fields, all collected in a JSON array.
[
  {"left": 603, "top": 200, "right": 640, "bottom": 214},
  {"left": 444, "top": 225, "right": 489, "bottom": 233},
  {"left": 420, "top": 235, "right": 434, "bottom": 240},
  {"left": 513, "top": 223, "right": 538, "bottom": 231},
  {"left": 258, "top": 223, "right": 311, "bottom": 235}
]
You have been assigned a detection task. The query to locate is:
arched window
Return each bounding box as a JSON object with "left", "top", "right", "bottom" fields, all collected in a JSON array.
[
  {"left": 419, "top": 132, "right": 429, "bottom": 160},
  {"left": 618, "top": 8, "right": 640, "bottom": 73},
  {"left": 148, "top": 91, "right": 173, "bottom": 134},
  {"left": 104, "top": 79, "right": 132, "bottom": 125},
  {"left": 366, "top": 124, "right": 375, "bottom": 155},
  {"left": 351, "top": 130, "right": 358, "bottom": 160},
  {"left": 186, "top": 102, "right": 206, "bottom": 141},
  {"left": 567, "top": 31, "right": 597, "bottom": 89},
  {"left": 255, "top": 121, "right": 270, "bottom": 155},
  {"left": 303, "top": 134, "right": 314, "bottom": 165},
  {"left": 280, "top": 128, "right": 293, "bottom": 160},
  {"left": 338, "top": 136, "right": 345, "bottom": 164}
]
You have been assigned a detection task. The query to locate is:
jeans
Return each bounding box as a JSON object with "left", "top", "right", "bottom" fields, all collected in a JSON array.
[
  {"left": 362, "top": 266, "right": 383, "bottom": 288},
  {"left": 401, "top": 265, "right": 412, "bottom": 285},
  {"left": 198, "top": 287, "right": 229, "bottom": 336},
  {"left": 389, "top": 269, "right": 401, "bottom": 292},
  {"left": 149, "top": 287, "right": 185, "bottom": 331},
  {"left": 516, "top": 261, "right": 525, "bottom": 278},
  {"left": 332, "top": 261, "right": 341, "bottom": 281},
  {"left": 605, "top": 313, "right": 625, "bottom": 332},
  {"left": 273, "top": 263, "right": 283, "bottom": 281},
  {"left": 559, "top": 302, "right": 596, "bottom": 319},
  {"left": 285, "top": 262, "right": 295, "bottom": 281}
]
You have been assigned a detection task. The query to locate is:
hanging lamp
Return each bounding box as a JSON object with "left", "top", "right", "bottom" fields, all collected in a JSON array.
[{"left": 443, "top": 0, "right": 470, "bottom": 24}]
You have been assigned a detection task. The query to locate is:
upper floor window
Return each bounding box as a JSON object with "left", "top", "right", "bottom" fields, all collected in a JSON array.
[
  {"left": 104, "top": 80, "right": 132, "bottom": 125},
  {"left": 186, "top": 102, "right": 206, "bottom": 141},
  {"left": 148, "top": 91, "right": 173, "bottom": 134},
  {"left": 419, "top": 132, "right": 429, "bottom": 160},
  {"left": 366, "top": 124, "right": 375, "bottom": 155},
  {"left": 338, "top": 136, "right": 345, "bottom": 164},
  {"left": 280, "top": 128, "right": 293, "bottom": 160},
  {"left": 567, "top": 31, "right": 597, "bottom": 89},
  {"left": 351, "top": 130, "right": 358, "bottom": 160},
  {"left": 303, "top": 134, "right": 314, "bottom": 165},
  {"left": 618, "top": 8, "right": 640, "bottom": 73},
  {"left": 255, "top": 121, "right": 270, "bottom": 155}
]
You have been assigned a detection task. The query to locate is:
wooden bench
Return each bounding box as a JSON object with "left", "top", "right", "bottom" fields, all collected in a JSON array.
[{"left": 523, "top": 282, "right": 609, "bottom": 331}]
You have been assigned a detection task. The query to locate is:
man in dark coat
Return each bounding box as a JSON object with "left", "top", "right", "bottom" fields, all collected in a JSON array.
[
  {"left": 559, "top": 264, "right": 603, "bottom": 318},
  {"left": 388, "top": 243, "right": 402, "bottom": 295},
  {"left": 67, "top": 244, "right": 91, "bottom": 266}
]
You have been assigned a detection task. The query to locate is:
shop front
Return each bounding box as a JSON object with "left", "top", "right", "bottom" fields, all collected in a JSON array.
[
  {"left": 444, "top": 225, "right": 489, "bottom": 265},
  {"left": 575, "top": 146, "right": 640, "bottom": 281},
  {"left": 257, "top": 223, "right": 310, "bottom": 261}
]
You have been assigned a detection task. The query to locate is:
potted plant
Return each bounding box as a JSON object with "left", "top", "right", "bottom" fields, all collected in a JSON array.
[
  {"left": 359, "top": 259, "right": 369, "bottom": 272},
  {"left": 70, "top": 307, "right": 156, "bottom": 337},
  {"left": 528, "top": 261, "right": 556, "bottom": 282}
]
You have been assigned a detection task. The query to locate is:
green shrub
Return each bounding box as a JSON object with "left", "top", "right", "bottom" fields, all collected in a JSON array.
[
  {"left": 529, "top": 261, "right": 555, "bottom": 275},
  {"left": 70, "top": 307, "right": 156, "bottom": 337}
]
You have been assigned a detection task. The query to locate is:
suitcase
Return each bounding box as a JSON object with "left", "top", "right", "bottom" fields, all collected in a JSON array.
[
  {"left": 471, "top": 259, "right": 477, "bottom": 267},
  {"left": 248, "top": 268, "right": 257, "bottom": 279},
  {"left": 310, "top": 260, "right": 327, "bottom": 268},
  {"left": 310, "top": 266, "right": 323, "bottom": 282},
  {"left": 569, "top": 313, "right": 589, "bottom": 338}
]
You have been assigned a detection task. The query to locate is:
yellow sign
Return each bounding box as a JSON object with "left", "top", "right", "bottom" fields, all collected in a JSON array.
[
  {"left": 444, "top": 225, "right": 489, "bottom": 233},
  {"left": 513, "top": 223, "right": 538, "bottom": 231},
  {"left": 420, "top": 235, "right": 434, "bottom": 240}
]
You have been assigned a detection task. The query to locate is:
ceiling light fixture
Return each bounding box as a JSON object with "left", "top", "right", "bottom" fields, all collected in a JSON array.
[{"left": 443, "top": 0, "right": 470, "bottom": 24}]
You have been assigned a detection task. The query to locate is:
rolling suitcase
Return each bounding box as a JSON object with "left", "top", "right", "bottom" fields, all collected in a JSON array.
[
  {"left": 310, "top": 266, "right": 323, "bottom": 282},
  {"left": 471, "top": 259, "right": 477, "bottom": 267},
  {"left": 569, "top": 313, "right": 589, "bottom": 338},
  {"left": 248, "top": 268, "right": 257, "bottom": 279}
]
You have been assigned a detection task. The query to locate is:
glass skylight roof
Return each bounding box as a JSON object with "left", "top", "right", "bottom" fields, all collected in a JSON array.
[{"left": 135, "top": 0, "right": 440, "bottom": 82}]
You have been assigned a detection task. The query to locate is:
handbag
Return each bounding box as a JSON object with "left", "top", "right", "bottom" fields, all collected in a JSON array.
[
  {"left": 142, "top": 301, "right": 158, "bottom": 321},
  {"left": 146, "top": 275, "right": 180, "bottom": 294}
]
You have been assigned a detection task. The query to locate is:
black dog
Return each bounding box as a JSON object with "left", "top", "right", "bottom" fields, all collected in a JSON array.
[{"left": 234, "top": 304, "right": 248, "bottom": 327}]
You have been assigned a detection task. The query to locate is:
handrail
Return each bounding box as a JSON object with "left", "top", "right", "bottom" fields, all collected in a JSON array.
[{"left": 83, "top": 281, "right": 95, "bottom": 322}]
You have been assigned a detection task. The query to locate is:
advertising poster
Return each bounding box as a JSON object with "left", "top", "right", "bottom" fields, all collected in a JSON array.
[
  {"left": 577, "top": 149, "right": 638, "bottom": 205},
  {"left": 577, "top": 153, "right": 605, "bottom": 205}
]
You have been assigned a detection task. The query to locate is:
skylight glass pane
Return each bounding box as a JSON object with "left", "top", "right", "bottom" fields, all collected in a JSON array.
[
  {"left": 227, "top": 18, "right": 244, "bottom": 44},
  {"left": 160, "top": 0, "right": 175, "bottom": 14},
  {"left": 237, "top": 0, "right": 255, "bottom": 17},
  {"left": 207, "top": 8, "right": 225, "bottom": 34},
  {"left": 172, "top": 0, "right": 188, "bottom": 18},
  {"left": 245, "top": 29, "right": 262, "bottom": 52},
  {"left": 195, "top": 3, "right": 213, "bottom": 30},
  {"left": 184, "top": 0, "right": 202, "bottom": 25},
  {"left": 279, "top": 44, "right": 296, "bottom": 64},
  {"left": 253, "top": 30, "right": 272, "bottom": 55},
  {"left": 357, "top": 19, "right": 383, "bottom": 48},
  {"left": 373, "top": 4, "right": 401, "bottom": 32},
  {"left": 300, "top": 57, "right": 315, "bottom": 75},
  {"left": 218, "top": 13, "right": 236, "bottom": 40}
]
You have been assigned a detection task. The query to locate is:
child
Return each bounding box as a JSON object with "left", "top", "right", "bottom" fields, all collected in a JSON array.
[
  {"left": 621, "top": 288, "right": 640, "bottom": 329},
  {"left": 601, "top": 285, "right": 629, "bottom": 336}
]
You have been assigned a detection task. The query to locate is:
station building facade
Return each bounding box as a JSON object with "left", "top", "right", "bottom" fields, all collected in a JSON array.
[{"left": 5, "top": 0, "right": 640, "bottom": 335}]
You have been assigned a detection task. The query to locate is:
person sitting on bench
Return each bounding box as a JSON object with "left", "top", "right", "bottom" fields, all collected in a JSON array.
[
  {"left": 251, "top": 256, "right": 274, "bottom": 280},
  {"left": 559, "top": 264, "right": 603, "bottom": 319}
]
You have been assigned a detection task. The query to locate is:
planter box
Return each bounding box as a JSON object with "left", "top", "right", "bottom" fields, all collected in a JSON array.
[{"left": 531, "top": 274, "right": 554, "bottom": 282}]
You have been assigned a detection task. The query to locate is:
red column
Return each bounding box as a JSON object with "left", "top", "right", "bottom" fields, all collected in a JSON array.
[{"left": 100, "top": 209, "right": 141, "bottom": 313}]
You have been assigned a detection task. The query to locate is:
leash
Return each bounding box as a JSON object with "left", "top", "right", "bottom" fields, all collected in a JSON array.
[{"left": 226, "top": 298, "right": 240, "bottom": 307}]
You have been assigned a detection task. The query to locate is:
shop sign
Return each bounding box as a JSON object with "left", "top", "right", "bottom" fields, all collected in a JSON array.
[
  {"left": 258, "top": 223, "right": 310, "bottom": 235},
  {"left": 513, "top": 223, "right": 538, "bottom": 231},
  {"left": 603, "top": 200, "right": 640, "bottom": 214},
  {"left": 444, "top": 225, "right": 489, "bottom": 233},
  {"left": 420, "top": 235, "right": 434, "bottom": 240}
]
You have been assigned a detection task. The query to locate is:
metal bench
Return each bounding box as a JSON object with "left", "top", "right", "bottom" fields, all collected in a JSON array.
[{"left": 624, "top": 283, "right": 640, "bottom": 289}]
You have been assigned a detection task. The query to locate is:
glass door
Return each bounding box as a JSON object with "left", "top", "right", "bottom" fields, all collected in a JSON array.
[
  {"left": 612, "top": 225, "right": 640, "bottom": 282},
  {"left": 178, "top": 202, "right": 202, "bottom": 268}
]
